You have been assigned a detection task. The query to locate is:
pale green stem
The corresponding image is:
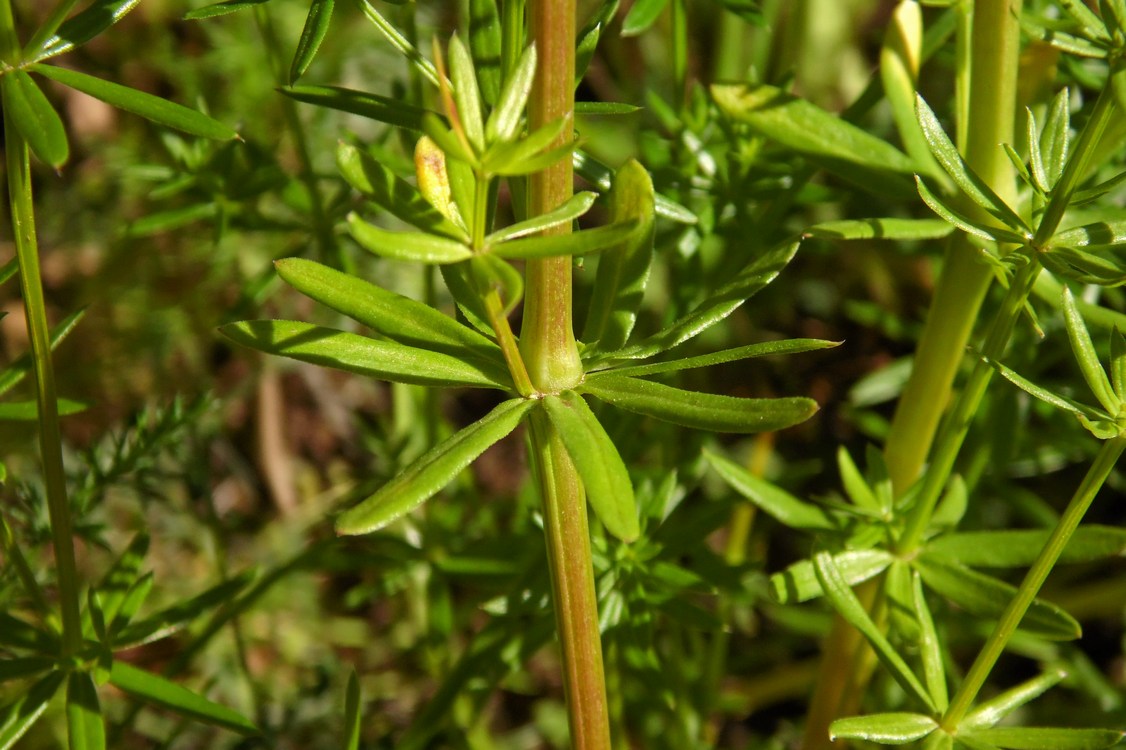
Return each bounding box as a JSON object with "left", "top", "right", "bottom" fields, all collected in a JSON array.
[{"left": 942, "top": 436, "right": 1126, "bottom": 728}]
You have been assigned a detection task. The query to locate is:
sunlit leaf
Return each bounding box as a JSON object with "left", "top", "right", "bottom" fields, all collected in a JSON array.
[
  {"left": 829, "top": 712, "right": 938, "bottom": 744},
  {"left": 489, "top": 220, "right": 638, "bottom": 259},
  {"left": 468, "top": 0, "right": 502, "bottom": 104},
  {"left": 109, "top": 662, "right": 257, "bottom": 734},
  {"left": 33, "top": 65, "right": 237, "bottom": 140},
  {"left": 573, "top": 149, "right": 696, "bottom": 224},
  {"left": 336, "top": 399, "right": 535, "bottom": 535},
  {"left": 924, "top": 526, "right": 1126, "bottom": 567},
  {"left": 704, "top": 451, "right": 837, "bottom": 531},
  {"left": 544, "top": 393, "right": 640, "bottom": 541},
  {"left": 0, "top": 672, "right": 65, "bottom": 750},
  {"left": 448, "top": 34, "right": 486, "bottom": 151},
  {"left": 2, "top": 72, "right": 69, "bottom": 168},
  {"left": 66, "top": 672, "right": 105, "bottom": 750},
  {"left": 183, "top": 0, "right": 269, "bottom": 20},
  {"left": 596, "top": 339, "right": 839, "bottom": 378},
  {"left": 347, "top": 214, "right": 472, "bottom": 264},
  {"left": 487, "top": 44, "right": 536, "bottom": 142},
  {"left": 770, "top": 549, "right": 893, "bottom": 603},
  {"left": 220, "top": 320, "right": 507, "bottom": 389},
  {"left": 912, "top": 573, "right": 948, "bottom": 712},
  {"left": 32, "top": 0, "right": 142, "bottom": 61},
  {"left": 916, "top": 177, "right": 1028, "bottom": 245},
  {"left": 962, "top": 669, "right": 1067, "bottom": 730},
  {"left": 960, "top": 727, "right": 1124, "bottom": 750},
  {"left": 289, "top": 0, "right": 335, "bottom": 84},
  {"left": 486, "top": 192, "right": 596, "bottom": 245},
  {"left": 0, "top": 399, "right": 87, "bottom": 421},
  {"left": 583, "top": 374, "right": 818, "bottom": 434},
  {"left": 1062, "top": 286, "right": 1120, "bottom": 414},
  {"left": 805, "top": 218, "right": 953, "bottom": 241}
]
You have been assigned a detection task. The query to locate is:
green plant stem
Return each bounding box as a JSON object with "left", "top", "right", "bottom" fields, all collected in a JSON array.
[
  {"left": 527, "top": 411, "right": 611, "bottom": 750},
  {"left": 3, "top": 105, "right": 83, "bottom": 657},
  {"left": 941, "top": 435, "right": 1126, "bottom": 729},
  {"left": 883, "top": 0, "right": 1024, "bottom": 496},
  {"left": 518, "top": 2, "right": 610, "bottom": 747}
]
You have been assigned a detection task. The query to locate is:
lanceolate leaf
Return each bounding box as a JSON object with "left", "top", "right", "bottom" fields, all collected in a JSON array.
[
  {"left": 962, "top": 669, "right": 1067, "bottom": 730},
  {"left": 595, "top": 339, "right": 838, "bottom": 377},
  {"left": 32, "top": 65, "right": 237, "bottom": 141},
  {"left": 337, "top": 143, "right": 467, "bottom": 240},
  {"left": 468, "top": 0, "right": 502, "bottom": 105},
  {"left": 915, "top": 177, "right": 1029, "bottom": 245},
  {"left": 112, "top": 573, "right": 254, "bottom": 648},
  {"left": 543, "top": 393, "right": 640, "bottom": 541},
  {"left": 829, "top": 713, "right": 937, "bottom": 744},
  {"left": 1062, "top": 286, "right": 1120, "bottom": 414},
  {"left": 912, "top": 557, "right": 1082, "bottom": 640},
  {"left": 1053, "top": 220, "right": 1126, "bottom": 248},
  {"left": 336, "top": 399, "right": 534, "bottom": 535},
  {"left": 289, "top": 0, "right": 335, "bottom": 85},
  {"left": 32, "top": 0, "right": 142, "bottom": 61},
  {"left": 2, "top": 72, "right": 69, "bottom": 168},
  {"left": 274, "top": 258, "right": 503, "bottom": 366},
  {"left": 0, "top": 308, "right": 85, "bottom": 398},
  {"left": 343, "top": 671, "right": 362, "bottom": 750},
  {"left": 704, "top": 451, "right": 838, "bottom": 531},
  {"left": 66, "top": 672, "right": 106, "bottom": 750},
  {"left": 960, "top": 728, "right": 1125, "bottom": 750},
  {"left": 593, "top": 241, "right": 800, "bottom": 363},
  {"left": 711, "top": 83, "right": 918, "bottom": 196},
  {"left": 770, "top": 549, "right": 893, "bottom": 603},
  {"left": 573, "top": 150, "right": 697, "bottom": 224},
  {"left": 282, "top": 85, "right": 432, "bottom": 131},
  {"left": 0, "top": 671, "right": 65, "bottom": 750},
  {"left": 96, "top": 533, "right": 150, "bottom": 628},
  {"left": 582, "top": 374, "right": 818, "bottom": 434},
  {"left": 109, "top": 662, "right": 257, "bottom": 734},
  {"left": 583, "top": 160, "right": 656, "bottom": 352},
  {"left": 182, "top": 0, "right": 269, "bottom": 20},
  {"left": 487, "top": 44, "right": 536, "bottom": 142},
  {"left": 486, "top": 192, "right": 596, "bottom": 245},
  {"left": 0, "top": 399, "right": 86, "bottom": 421},
  {"left": 805, "top": 218, "right": 953, "bottom": 242},
  {"left": 448, "top": 34, "right": 486, "bottom": 152},
  {"left": 220, "top": 320, "right": 508, "bottom": 389},
  {"left": 622, "top": 0, "right": 669, "bottom": 36},
  {"left": 489, "top": 220, "right": 638, "bottom": 259},
  {"left": 924, "top": 526, "right": 1126, "bottom": 567},
  {"left": 912, "top": 573, "right": 949, "bottom": 712},
  {"left": 347, "top": 214, "right": 472, "bottom": 264}
]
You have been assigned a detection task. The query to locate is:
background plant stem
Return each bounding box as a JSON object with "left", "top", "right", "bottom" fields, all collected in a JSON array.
[{"left": 520, "top": 1, "right": 611, "bottom": 747}]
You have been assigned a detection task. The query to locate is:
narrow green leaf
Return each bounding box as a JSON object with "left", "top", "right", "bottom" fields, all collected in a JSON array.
[
  {"left": 595, "top": 339, "right": 839, "bottom": 378},
  {"left": 0, "top": 672, "right": 65, "bottom": 750},
  {"left": 1042, "top": 245, "right": 1126, "bottom": 288},
  {"left": 912, "top": 557, "right": 1082, "bottom": 640},
  {"left": 486, "top": 191, "right": 596, "bottom": 244},
  {"left": 336, "top": 143, "right": 467, "bottom": 240},
  {"left": 912, "top": 573, "right": 948, "bottom": 712},
  {"left": 1053, "top": 219, "right": 1126, "bottom": 248},
  {"left": 220, "top": 320, "right": 507, "bottom": 389},
  {"left": 336, "top": 399, "right": 534, "bottom": 535},
  {"left": 1071, "top": 169, "right": 1126, "bottom": 205},
  {"left": 124, "top": 202, "right": 218, "bottom": 237},
  {"left": 575, "top": 0, "right": 619, "bottom": 84},
  {"left": 573, "top": 149, "right": 696, "bottom": 224},
  {"left": 622, "top": 0, "right": 670, "bottom": 36},
  {"left": 110, "top": 573, "right": 153, "bottom": 635},
  {"left": 422, "top": 112, "right": 478, "bottom": 166},
  {"left": 814, "top": 552, "right": 937, "bottom": 712},
  {"left": 924, "top": 526, "right": 1126, "bottom": 567},
  {"left": 0, "top": 399, "right": 86, "bottom": 420},
  {"left": 489, "top": 220, "right": 638, "bottom": 259},
  {"left": 1028, "top": 108, "right": 1051, "bottom": 193},
  {"left": 880, "top": 0, "right": 944, "bottom": 182},
  {"left": 32, "top": 0, "right": 141, "bottom": 61},
  {"left": 704, "top": 450, "right": 837, "bottom": 531},
  {"left": 343, "top": 670, "right": 361, "bottom": 750},
  {"left": 24, "top": 0, "right": 82, "bottom": 60},
  {"left": 2, "top": 72, "right": 69, "bottom": 168},
  {"left": 183, "top": 0, "right": 269, "bottom": 20},
  {"left": 482, "top": 117, "right": 570, "bottom": 175},
  {"left": 1059, "top": 0, "right": 1111, "bottom": 40},
  {"left": 356, "top": 0, "right": 440, "bottom": 87},
  {"left": 575, "top": 101, "right": 641, "bottom": 115},
  {"left": 282, "top": 85, "right": 431, "bottom": 131},
  {"left": 487, "top": 44, "right": 536, "bottom": 142},
  {"left": 1040, "top": 89, "right": 1070, "bottom": 190},
  {"left": 96, "top": 533, "right": 150, "bottom": 629},
  {"left": 0, "top": 308, "right": 85, "bottom": 398},
  {"left": 829, "top": 713, "right": 938, "bottom": 744},
  {"left": 981, "top": 351, "right": 1111, "bottom": 424},
  {"left": 468, "top": 0, "right": 502, "bottom": 104},
  {"left": 804, "top": 218, "right": 953, "bottom": 241},
  {"left": 583, "top": 160, "right": 656, "bottom": 352},
  {"left": 274, "top": 258, "right": 501, "bottom": 364},
  {"left": 112, "top": 573, "right": 253, "bottom": 648},
  {"left": 66, "top": 672, "right": 105, "bottom": 750},
  {"left": 1111, "top": 327, "right": 1126, "bottom": 399},
  {"left": 0, "top": 614, "right": 58, "bottom": 654},
  {"left": 1062, "top": 286, "right": 1120, "bottom": 414},
  {"left": 915, "top": 95, "right": 1030, "bottom": 233},
  {"left": 770, "top": 549, "right": 893, "bottom": 603},
  {"left": 1004, "top": 142, "right": 1038, "bottom": 193},
  {"left": 962, "top": 669, "right": 1067, "bottom": 730},
  {"left": 544, "top": 392, "right": 640, "bottom": 541},
  {"left": 347, "top": 214, "right": 472, "bottom": 264},
  {"left": 834, "top": 446, "right": 881, "bottom": 514},
  {"left": 962, "top": 727, "right": 1125, "bottom": 750},
  {"left": 32, "top": 65, "right": 236, "bottom": 140},
  {"left": 288, "top": 0, "right": 335, "bottom": 85},
  {"left": 0, "top": 658, "right": 55, "bottom": 684},
  {"left": 594, "top": 240, "right": 799, "bottom": 362},
  {"left": 448, "top": 34, "right": 485, "bottom": 152},
  {"left": 916, "top": 177, "right": 1029, "bottom": 245},
  {"left": 583, "top": 374, "right": 819, "bottom": 434},
  {"left": 712, "top": 83, "right": 919, "bottom": 196},
  {"left": 109, "top": 662, "right": 257, "bottom": 734}
]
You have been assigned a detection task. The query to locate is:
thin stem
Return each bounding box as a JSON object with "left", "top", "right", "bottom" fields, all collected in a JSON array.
[
  {"left": 482, "top": 285, "right": 535, "bottom": 396},
  {"left": 528, "top": 412, "right": 611, "bottom": 750},
  {"left": 942, "top": 435, "right": 1126, "bottom": 728},
  {"left": 3, "top": 101, "right": 83, "bottom": 656}
]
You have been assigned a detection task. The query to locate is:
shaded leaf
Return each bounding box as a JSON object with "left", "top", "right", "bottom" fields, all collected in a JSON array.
[
  {"left": 2, "top": 72, "right": 69, "bottom": 168},
  {"left": 220, "top": 320, "right": 507, "bottom": 389},
  {"left": 575, "top": 101, "right": 641, "bottom": 115},
  {"left": 622, "top": 0, "right": 669, "bottom": 36},
  {"left": 109, "top": 662, "right": 257, "bottom": 734},
  {"left": 183, "top": 0, "right": 269, "bottom": 20},
  {"left": 829, "top": 712, "right": 938, "bottom": 744},
  {"left": 0, "top": 672, "right": 65, "bottom": 750},
  {"left": 544, "top": 392, "right": 640, "bottom": 541},
  {"left": 573, "top": 149, "right": 696, "bottom": 223},
  {"left": 0, "top": 658, "right": 56, "bottom": 684},
  {"left": 289, "top": 0, "right": 335, "bottom": 85},
  {"left": 582, "top": 373, "right": 818, "bottom": 434},
  {"left": 336, "top": 399, "right": 535, "bottom": 535},
  {"left": 66, "top": 672, "right": 105, "bottom": 750},
  {"left": 112, "top": 573, "right": 253, "bottom": 648},
  {"left": 282, "top": 85, "right": 431, "bottom": 131},
  {"left": 596, "top": 339, "right": 839, "bottom": 378},
  {"left": 924, "top": 526, "right": 1126, "bottom": 567},
  {"left": 704, "top": 450, "right": 837, "bottom": 531},
  {"left": 33, "top": 65, "right": 236, "bottom": 140},
  {"left": 33, "top": 0, "right": 142, "bottom": 61},
  {"left": 343, "top": 670, "right": 361, "bottom": 750},
  {"left": 0, "top": 308, "right": 85, "bottom": 398},
  {"left": 961, "top": 727, "right": 1124, "bottom": 750},
  {"left": 468, "top": 0, "right": 502, "bottom": 105}
]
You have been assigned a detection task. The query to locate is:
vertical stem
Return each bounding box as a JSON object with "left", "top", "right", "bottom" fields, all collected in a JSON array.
[
  {"left": 3, "top": 103, "right": 84, "bottom": 655},
  {"left": 884, "top": 0, "right": 1024, "bottom": 495},
  {"left": 941, "top": 436, "right": 1126, "bottom": 728},
  {"left": 520, "top": 2, "right": 610, "bottom": 748}
]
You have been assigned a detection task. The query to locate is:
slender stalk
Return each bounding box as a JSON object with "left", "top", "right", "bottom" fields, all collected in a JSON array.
[
  {"left": 941, "top": 435, "right": 1126, "bottom": 728},
  {"left": 519, "top": 2, "right": 611, "bottom": 747},
  {"left": 3, "top": 100, "right": 84, "bottom": 655}
]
